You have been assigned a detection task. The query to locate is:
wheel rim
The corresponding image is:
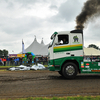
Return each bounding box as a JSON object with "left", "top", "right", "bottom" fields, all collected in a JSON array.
[{"left": 65, "top": 65, "right": 75, "bottom": 75}]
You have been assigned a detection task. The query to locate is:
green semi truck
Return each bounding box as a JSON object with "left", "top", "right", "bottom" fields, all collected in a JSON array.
[{"left": 48, "top": 30, "right": 100, "bottom": 79}]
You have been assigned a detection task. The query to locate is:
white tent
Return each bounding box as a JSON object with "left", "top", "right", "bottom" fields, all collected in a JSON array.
[
  {"left": 84, "top": 48, "right": 100, "bottom": 56},
  {"left": 20, "top": 37, "right": 49, "bottom": 56}
]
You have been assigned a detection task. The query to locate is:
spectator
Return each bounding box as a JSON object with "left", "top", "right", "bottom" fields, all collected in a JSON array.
[
  {"left": 36, "top": 57, "right": 38, "bottom": 65},
  {"left": 97, "top": 56, "right": 100, "bottom": 61},
  {"left": 38, "top": 58, "right": 41, "bottom": 64},
  {"left": 14, "top": 57, "right": 17, "bottom": 66},
  {"left": 7, "top": 57, "right": 10, "bottom": 66},
  {"left": 90, "top": 56, "right": 93, "bottom": 62},
  {"left": 42, "top": 57, "right": 45, "bottom": 65},
  {"left": 29, "top": 57, "right": 32, "bottom": 65},
  {"left": 0, "top": 58, "right": 3, "bottom": 65},
  {"left": 19, "top": 57, "right": 23, "bottom": 65},
  {"left": 27, "top": 58, "right": 30, "bottom": 64},
  {"left": 3, "top": 57, "right": 6, "bottom": 66},
  {"left": 16, "top": 57, "right": 19, "bottom": 66},
  {"left": 10, "top": 57, "right": 13, "bottom": 66},
  {"left": 23, "top": 57, "right": 27, "bottom": 66},
  {"left": 34, "top": 57, "right": 36, "bottom": 65},
  {"left": 11, "top": 57, "right": 14, "bottom": 66}
]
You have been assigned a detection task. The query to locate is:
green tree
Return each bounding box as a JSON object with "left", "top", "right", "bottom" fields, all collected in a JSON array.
[
  {"left": 88, "top": 44, "right": 99, "bottom": 50},
  {"left": 2, "top": 49, "right": 8, "bottom": 56},
  {"left": 0, "top": 50, "right": 3, "bottom": 56}
]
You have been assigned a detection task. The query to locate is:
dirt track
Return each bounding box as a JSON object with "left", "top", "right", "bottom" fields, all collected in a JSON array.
[{"left": 0, "top": 70, "right": 100, "bottom": 99}]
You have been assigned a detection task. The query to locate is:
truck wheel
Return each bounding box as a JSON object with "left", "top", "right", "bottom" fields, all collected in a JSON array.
[{"left": 62, "top": 62, "right": 78, "bottom": 79}]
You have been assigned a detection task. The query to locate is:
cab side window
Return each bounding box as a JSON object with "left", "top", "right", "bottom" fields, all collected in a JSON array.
[{"left": 58, "top": 35, "right": 69, "bottom": 45}]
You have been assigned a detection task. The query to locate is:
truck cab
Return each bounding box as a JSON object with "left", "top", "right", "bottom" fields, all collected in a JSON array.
[{"left": 48, "top": 30, "right": 83, "bottom": 79}]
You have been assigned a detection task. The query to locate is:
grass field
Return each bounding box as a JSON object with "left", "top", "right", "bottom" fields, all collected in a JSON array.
[
  {"left": 0, "top": 64, "right": 48, "bottom": 68},
  {"left": 1, "top": 96, "right": 100, "bottom": 100},
  {"left": 0, "top": 66, "right": 12, "bottom": 68}
]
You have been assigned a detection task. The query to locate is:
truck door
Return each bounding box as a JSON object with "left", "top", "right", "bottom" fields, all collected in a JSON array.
[
  {"left": 53, "top": 34, "right": 71, "bottom": 66},
  {"left": 70, "top": 33, "right": 83, "bottom": 57}
]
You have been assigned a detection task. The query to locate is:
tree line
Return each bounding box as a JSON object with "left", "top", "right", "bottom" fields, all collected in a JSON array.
[
  {"left": 0, "top": 49, "right": 8, "bottom": 57},
  {"left": 88, "top": 44, "right": 100, "bottom": 50}
]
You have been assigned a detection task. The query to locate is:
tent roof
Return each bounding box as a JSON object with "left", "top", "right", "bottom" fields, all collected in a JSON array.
[
  {"left": 20, "top": 37, "right": 49, "bottom": 56},
  {"left": 84, "top": 48, "right": 100, "bottom": 56},
  {"left": 41, "top": 38, "right": 44, "bottom": 45}
]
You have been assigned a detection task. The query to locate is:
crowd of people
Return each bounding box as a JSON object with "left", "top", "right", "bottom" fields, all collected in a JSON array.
[
  {"left": 84, "top": 56, "right": 100, "bottom": 62},
  {"left": 34, "top": 56, "right": 48, "bottom": 65},
  {"left": 0, "top": 57, "right": 23, "bottom": 66},
  {"left": 0, "top": 56, "right": 48, "bottom": 66}
]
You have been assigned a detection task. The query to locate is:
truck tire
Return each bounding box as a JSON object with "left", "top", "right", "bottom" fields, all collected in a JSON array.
[{"left": 62, "top": 62, "right": 78, "bottom": 79}]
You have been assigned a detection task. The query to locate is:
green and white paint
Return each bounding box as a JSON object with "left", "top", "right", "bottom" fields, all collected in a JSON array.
[{"left": 48, "top": 31, "right": 83, "bottom": 71}]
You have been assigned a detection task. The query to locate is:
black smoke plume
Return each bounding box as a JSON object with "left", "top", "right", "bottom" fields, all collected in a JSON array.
[{"left": 76, "top": 0, "right": 100, "bottom": 30}]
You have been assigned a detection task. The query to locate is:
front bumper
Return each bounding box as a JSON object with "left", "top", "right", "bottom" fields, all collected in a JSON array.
[
  {"left": 48, "top": 64, "right": 60, "bottom": 71},
  {"left": 48, "top": 65, "right": 55, "bottom": 71}
]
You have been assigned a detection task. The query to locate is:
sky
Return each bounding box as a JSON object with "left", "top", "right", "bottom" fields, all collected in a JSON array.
[{"left": 0, "top": 0, "right": 100, "bottom": 54}]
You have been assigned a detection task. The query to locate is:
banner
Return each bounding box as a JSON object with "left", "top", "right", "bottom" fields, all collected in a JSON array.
[{"left": 17, "top": 54, "right": 25, "bottom": 57}]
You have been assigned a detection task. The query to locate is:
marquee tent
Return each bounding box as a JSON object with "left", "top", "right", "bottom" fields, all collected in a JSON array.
[
  {"left": 84, "top": 48, "right": 100, "bottom": 56},
  {"left": 20, "top": 37, "right": 49, "bottom": 56}
]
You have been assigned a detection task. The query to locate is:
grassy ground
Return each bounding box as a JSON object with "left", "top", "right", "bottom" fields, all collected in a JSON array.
[
  {"left": 0, "top": 64, "right": 48, "bottom": 72},
  {"left": 1, "top": 96, "right": 100, "bottom": 100},
  {"left": 0, "top": 64, "right": 48, "bottom": 68},
  {"left": 0, "top": 66, "right": 13, "bottom": 68}
]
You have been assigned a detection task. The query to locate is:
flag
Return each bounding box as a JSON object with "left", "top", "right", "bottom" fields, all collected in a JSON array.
[{"left": 22, "top": 39, "right": 26, "bottom": 54}]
